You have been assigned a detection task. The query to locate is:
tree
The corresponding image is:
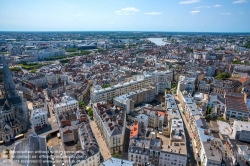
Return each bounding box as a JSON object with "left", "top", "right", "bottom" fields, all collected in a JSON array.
[
  {"left": 5, "top": 149, "right": 10, "bottom": 159},
  {"left": 102, "top": 84, "right": 111, "bottom": 88},
  {"left": 10, "top": 67, "right": 22, "bottom": 71},
  {"left": 232, "top": 60, "right": 241, "bottom": 64},
  {"left": 60, "top": 59, "right": 70, "bottom": 63},
  {"left": 206, "top": 114, "right": 211, "bottom": 120},
  {"left": 215, "top": 72, "right": 230, "bottom": 80},
  {"left": 185, "top": 47, "right": 193, "bottom": 53},
  {"left": 206, "top": 106, "right": 212, "bottom": 115},
  {"left": 112, "top": 153, "right": 121, "bottom": 158},
  {"left": 5, "top": 149, "right": 9, "bottom": 155},
  {"left": 218, "top": 116, "right": 226, "bottom": 122},
  {"left": 87, "top": 108, "right": 93, "bottom": 117},
  {"left": 30, "top": 69, "right": 36, "bottom": 73},
  {"left": 78, "top": 101, "right": 85, "bottom": 108},
  {"left": 171, "top": 83, "right": 177, "bottom": 89}
]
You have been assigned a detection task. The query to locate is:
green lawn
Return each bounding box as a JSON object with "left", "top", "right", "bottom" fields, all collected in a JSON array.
[{"left": 19, "top": 62, "right": 49, "bottom": 70}]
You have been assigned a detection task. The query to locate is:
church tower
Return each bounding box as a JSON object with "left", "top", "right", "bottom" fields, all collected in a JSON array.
[{"left": 0, "top": 55, "right": 28, "bottom": 143}]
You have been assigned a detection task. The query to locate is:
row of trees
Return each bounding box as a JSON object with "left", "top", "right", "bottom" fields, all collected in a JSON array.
[
  {"left": 45, "top": 50, "right": 91, "bottom": 61},
  {"left": 19, "top": 61, "right": 48, "bottom": 70}
]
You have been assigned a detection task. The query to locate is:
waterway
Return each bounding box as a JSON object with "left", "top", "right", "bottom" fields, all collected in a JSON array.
[{"left": 147, "top": 38, "right": 168, "bottom": 46}]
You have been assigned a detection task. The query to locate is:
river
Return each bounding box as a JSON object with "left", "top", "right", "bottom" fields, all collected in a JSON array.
[{"left": 147, "top": 38, "right": 168, "bottom": 46}]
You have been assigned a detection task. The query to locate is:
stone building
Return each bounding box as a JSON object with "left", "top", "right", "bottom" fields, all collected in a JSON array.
[{"left": 0, "top": 55, "right": 28, "bottom": 142}]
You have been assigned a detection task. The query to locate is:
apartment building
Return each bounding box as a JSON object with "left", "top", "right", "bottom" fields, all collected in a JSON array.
[
  {"left": 45, "top": 72, "right": 60, "bottom": 84},
  {"left": 142, "top": 108, "right": 159, "bottom": 129},
  {"left": 198, "top": 81, "right": 211, "bottom": 94},
  {"left": 128, "top": 118, "right": 187, "bottom": 166},
  {"left": 235, "top": 145, "right": 250, "bottom": 164},
  {"left": 177, "top": 75, "right": 196, "bottom": 96},
  {"left": 31, "top": 107, "right": 49, "bottom": 130},
  {"left": 193, "top": 117, "right": 222, "bottom": 166},
  {"left": 224, "top": 93, "right": 249, "bottom": 120},
  {"left": 47, "top": 82, "right": 66, "bottom": 97},
  {"left": 178, "top": 91, "right": 201, "bottom": 124},
  {"left": 128, "top": 138, "right": 161, "bottom": 166},
  {"left": 232, "top": 121, "right": 250, "bottom": 142},
  {"left": 151, "top": 70, "right": 173, "bottom": 93},
  {"left": 158, "top": 117, "right": 187, "bottom": 166},
  {"left": 69, "top": 111, "right": 100, "bottom": 166},
  {"left": 113, "top": 86, "right": 157, "bottom": 114},
  {"left": 91, "top": 70, "right": 173, "bottom": 103},
  {"left": 207, "top": 93, "right": 225, "bottom": 116},
  {"left": 92, "top": 102, "right": 126, "bottom": 154},
  {"left": 100, "top": 158, "right": 136, "bottom": 166},
  {"left": 18, "top": 82, "right": 35, "bottom": 100},
  {"left": 212, "top": 80, "right": 241, "bottom": 95},
  {"left": 24, "top": 73, "right": 47, "bottom": 87},
  {"left": 53, "top": 95, "right": 78, "bottom": 114}
]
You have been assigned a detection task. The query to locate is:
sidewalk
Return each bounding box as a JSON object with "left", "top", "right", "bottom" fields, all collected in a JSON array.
[{"left": 89, "top": 120, "right": 112, "bottom": 160}]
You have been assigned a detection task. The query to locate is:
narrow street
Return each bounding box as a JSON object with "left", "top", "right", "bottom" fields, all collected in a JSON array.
[
  {"left": 174, "top": 95, "right": 197, "bottom": 166},
  {"left": 89, "top": 120, "right": 112, "bottom": 161}
]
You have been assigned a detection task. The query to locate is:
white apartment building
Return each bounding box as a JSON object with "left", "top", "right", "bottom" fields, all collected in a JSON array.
[
  {"left": 91, "top": 70, "right": 173, "bottom": 103},
  {"left": 31, "top": 107, "right": 48, "bottom": 130},
  {"left": 137, "top": 114, "right": 149, "bottom": 128},
  {"left": 53, "top": 95, "right": 78, "bottom": 114},
  {"left": 177, "top": 75, "right": 196, "bottom": 95},
  {"left": 37, "top": 48, "right": 65, "bottom": 60},
  {"left": 178, "top": 91, "right": 201, "bottom": 124},
  {"left": 92, "top": 102, "right": 126, "bottom": 154},
  {"left": 232, "top": 121, "right": 250, "bottom": 142},
  {"left": 236, "top": 145, "right": 250, "bottom": 163},
  {"left": 193, "top": 118, "right": 221, "bottom": 166},
  {"left": 100, "top": 158, "right": 136, "bottom": 166},
  {"left": 151, "top": 70, "right": 173, "bottom": 93},
  {"left": 143, "top": 108, "right": 159, "bottom": 128},
  {"left": 207, "top": 93, "right": 225, "bottom": 116}
]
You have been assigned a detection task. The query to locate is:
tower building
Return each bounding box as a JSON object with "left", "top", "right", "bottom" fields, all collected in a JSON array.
[{"left": 0, "top": 55, "right": 28, "bottom": 142}]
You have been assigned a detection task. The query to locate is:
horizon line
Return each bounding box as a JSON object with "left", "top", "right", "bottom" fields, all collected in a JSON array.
[{"left": 0, "top": 30, "right": 250, "bottom": 34}]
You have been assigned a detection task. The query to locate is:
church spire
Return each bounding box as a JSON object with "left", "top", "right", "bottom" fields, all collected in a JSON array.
[{"left": 1, "top": 55, "right": 18, "bottom": 97}]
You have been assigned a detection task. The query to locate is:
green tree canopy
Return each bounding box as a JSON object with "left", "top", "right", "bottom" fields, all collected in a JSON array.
[{"left": 215, "top": 72, "right": 230, "bottom": 80}]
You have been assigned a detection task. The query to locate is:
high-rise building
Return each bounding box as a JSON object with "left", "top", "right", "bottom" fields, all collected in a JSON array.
[{"left": 0, "top": 55, "right": 28, "bottom": 142}]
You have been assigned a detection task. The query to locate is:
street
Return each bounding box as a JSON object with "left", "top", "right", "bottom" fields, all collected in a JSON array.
[
  {"left": 89, "top": 119, "right": 112, "bottom": 161},
  {"left": 174, "top": 95, "right": 197, "bottom": 166}
]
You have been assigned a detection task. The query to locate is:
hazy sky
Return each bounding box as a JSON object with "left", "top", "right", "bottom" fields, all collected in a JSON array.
[{"left": 0, "top": 0, "right": 249, "bottom": 32}]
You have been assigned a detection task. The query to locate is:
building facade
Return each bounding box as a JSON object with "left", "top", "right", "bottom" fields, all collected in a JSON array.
[{"left": 92, "top": 102, "right": 126, "bottom": 154}]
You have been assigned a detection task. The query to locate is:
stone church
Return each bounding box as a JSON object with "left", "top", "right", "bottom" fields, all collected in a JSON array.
[{"left": 0, "top": 55, "right": 28, "bottom": 142}]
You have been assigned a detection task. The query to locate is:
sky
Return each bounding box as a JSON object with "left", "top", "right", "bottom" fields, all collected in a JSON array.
[{"left": 0, "top": 0, "right": 249, "bottom": 32}]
